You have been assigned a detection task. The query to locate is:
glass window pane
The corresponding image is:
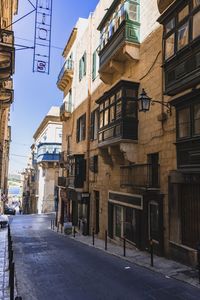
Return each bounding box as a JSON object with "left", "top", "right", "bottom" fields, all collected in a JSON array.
[
  {"left": 127, "top": 3, "right": 138, "bottom": 22},
  {"left": 178, "top": 22, "right": 189, "bottom": 50},
  {"left": 178, "top": 6, "right": 189, "bottom": 22},
  {"left": 110, "top": 95, "right": 115, "bottom": 104},
  {"left": 126, "top": 89, "right": 136, "bottom": 97},
  {"left": 166, "top": 18, "right": 175, "bottom": 33},
  {"left": 100, "top": 103, "right": 104, "bottom": 111},
  {"left": 110, "top": 105, "right": 115, "bottom": 122},
  {"left": 165, "top": 33, "right": 175, "bottom": 59},
  {"left": 116, "top": 100, "right": 122, "bottom": 119},
  {"left": 194, "top": 103, "right": 200, "bottom": 135},
  {"left": 116, "top": 89, "right": 122, "bottom": 100},
  {"left": 126, "top": 100, "right": 137, "bottom": 117},
  {"left": 193, "top": 0, "right": 200, "bottom": 8},
  {"left": 193, "top": 11, "right": 200, "bottom": 39},
  {"left": 105, "top": 99, "right": 109, "bottom": 108},
  {"left": 178, "top": 107, "right": 190, "bottom": 138},
  {"left": 104, "top": 109, "right": 109, "bottom": 126},
  {"left": 100, "top": 112, "right": 103, "bottom": 128}
]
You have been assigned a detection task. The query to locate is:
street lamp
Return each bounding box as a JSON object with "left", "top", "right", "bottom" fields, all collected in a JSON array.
[{"left": 138, "top": 88, "right": 172, "bottom": 115}]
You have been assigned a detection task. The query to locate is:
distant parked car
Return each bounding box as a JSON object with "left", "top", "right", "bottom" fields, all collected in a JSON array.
[
  {"left": 0, "top": 214, "right": 9, "bottom": 227},
  {"left": 4, "top": 206, "right": 16, "bottom": 215}
]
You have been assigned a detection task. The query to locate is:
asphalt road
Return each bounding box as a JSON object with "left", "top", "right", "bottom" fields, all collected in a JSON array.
[{"left": 10, "top": 214, "right": 200, "bottom": 300}]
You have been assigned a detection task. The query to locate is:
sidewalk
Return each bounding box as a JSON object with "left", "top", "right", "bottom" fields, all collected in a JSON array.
[
  {"left": 65, "top": 230, "right": 200, "bottom": 289},
  {"left": 0, "top": 227, "right": 9, "bottom": 300}
]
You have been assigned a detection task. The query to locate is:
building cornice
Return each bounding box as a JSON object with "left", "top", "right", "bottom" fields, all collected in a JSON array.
[{"left": 62, "top": 28, "right": 78, "bottom": 58}]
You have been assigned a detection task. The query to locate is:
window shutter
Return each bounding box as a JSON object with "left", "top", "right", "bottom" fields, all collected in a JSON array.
[
  {"left": 76, "top": 118, "right": 80, "bottom": 142},
  {"left": 90, "top": 111, "right": 95, "bottom": 140},
  {"left": 83, "top": 52, "right": 86, "bottom": 75},
  {"left": 82, "top": 113, "right": 86, "bottom": 140},
  {"left": 92, "top": 51, "right": 96, "bottom": 81},
  {"left": 79, "top": 59, "right": 82, "bottom": 81}
]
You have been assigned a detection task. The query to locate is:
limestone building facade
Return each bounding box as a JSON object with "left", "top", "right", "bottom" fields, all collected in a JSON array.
[
  {"left": 32, "top": 107, "right": 62, "bottom": 214},
  {"left": 57, "top": 0, "right": 200, "bottom": 266},
  {"left": 0, "top": 0, "right": 18, "bottom": 213}
]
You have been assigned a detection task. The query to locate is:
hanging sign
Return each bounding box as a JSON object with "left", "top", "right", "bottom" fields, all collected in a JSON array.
[{"left": 33, "top": 0, "right": 53, "bottom": 74}]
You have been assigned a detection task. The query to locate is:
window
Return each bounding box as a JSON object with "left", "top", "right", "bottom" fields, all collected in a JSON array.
[
  {"left": 79, "top": 52, "right": 86, "bottom": 81},
  {"left": 90, "top": 109, "right": 99, "bottom": 141},
  {"left": 164, "top": 1, "right": 200, "bottom": 61},
  {"left": 177, "top": 107, "right": 190, "bottom": 138},
  {"left": 177, "top": 101, "right": 200, "bottom": 139},
  {"left": 177, "top": 22, "right": 189, "bottom": 50},
  {"left": 193, "top": 10, "right": 200, "bottom": 39},
  {"left": 76, "top": 113, "right": 86, "bottom": 142},
  {"left": 92, "top": 50, "right": 99, "bottom": 81},
  {"left": 194, "top": 103, "right": 200, "bottom": 134}
]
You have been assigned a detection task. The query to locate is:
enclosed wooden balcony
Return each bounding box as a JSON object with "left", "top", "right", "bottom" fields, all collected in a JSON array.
[
  {"left": 96, "top": 80, "right": 139, "bottom": 148},
  {"left": 97, "top": 0, "right": 140, "bottom": 84},
  {"left": 120, "top": 164, "right": 160, "bottom": 189},
  {"left": 57, "top": 59, "right": 73, "bottom": 91},
  {"left": 60, "top": 101, "right": 72, "bottom": 121},
  {"left": 58, "top": 176, "right": 67, "bottom": 187},
  {"left": 0, "top": 29, "right": 15, "bottom": 81}
]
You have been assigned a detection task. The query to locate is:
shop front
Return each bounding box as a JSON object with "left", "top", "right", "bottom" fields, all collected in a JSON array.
[{"left": 108, "top": 191, "right": 164, "bottom": 255}]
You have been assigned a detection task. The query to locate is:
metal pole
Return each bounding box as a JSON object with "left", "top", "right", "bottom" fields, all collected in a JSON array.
[
  {"left": 105, "top": 230, "right": 107, "bottom": 251},
  {"left": 73, "top": 226, "right": 76, "bottom": 238},
  {"left": 123, "top": 237, "right": 126, "bottom": 257},
  {"left": 150, "top": 239, "right": 154, "bottom": 267},
  {"left": 10, "top": 262, "right": 15, "bottom": 300},
  {"left": 53, "top": 220, "right": 55, "bottom": 230},
  {"left": 92, "top": 228, "right": 95, "bottom": 246}
]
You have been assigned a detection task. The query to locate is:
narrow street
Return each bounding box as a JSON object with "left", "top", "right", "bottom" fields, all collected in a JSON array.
[{"left": 9, "top": 214, "right": 200, "bottom": 300}]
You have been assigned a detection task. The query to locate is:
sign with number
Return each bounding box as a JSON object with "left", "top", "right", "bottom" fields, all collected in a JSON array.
[{"left": 33, "top": 0, "right": 53, "bottom": 74}]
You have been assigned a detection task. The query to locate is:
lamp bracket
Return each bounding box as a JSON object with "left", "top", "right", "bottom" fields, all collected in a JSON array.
[{"left": 151, "top": 100, "right": 172, "bottom": 115}]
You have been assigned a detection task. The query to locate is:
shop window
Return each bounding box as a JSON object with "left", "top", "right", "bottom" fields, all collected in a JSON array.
[{"left": 76, "top": 113, "right": 86, "bottom": 142}]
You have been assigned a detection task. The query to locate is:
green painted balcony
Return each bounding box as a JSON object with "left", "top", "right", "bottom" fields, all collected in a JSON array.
[{"left": 98, "top": 0, "right": 140, "bottom": 84}]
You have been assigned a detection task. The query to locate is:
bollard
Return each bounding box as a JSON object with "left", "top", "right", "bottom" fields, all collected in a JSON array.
[
  {"left": 10, "top": 262, "right": 15, "bottom": 300},
  {"left": 105, "top": 230, "right": 107, "bottom": 251},
  {"left": 73, "top": 226, "right": 76, "bottom": 238},
  {"left": 92, "top": 228, "right": 95, "bottom": 246},
  {"left": 150, "top": 239, "right": 154, "bottom": 267},
  {"left": 57, "top": 223, "right": 59, "bottom": 233},
  {"left": 197, "top": 243, "right": 200, "bottom": 284},
  {"left": 123, "top": 237, "right": 126, "bottom": 257},
  {"left": 61, "top": 224, "right": 63, "bottom": 234},
  {"left": 51, "top": 220, "right": 52, "bottom": 229}
]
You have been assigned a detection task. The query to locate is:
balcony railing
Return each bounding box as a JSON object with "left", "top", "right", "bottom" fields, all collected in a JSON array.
[
  {"left": 57, "top": 59, "right": 74, "bottom": 91},
  {"left": 59, "top": 151, "right": 68, "bottom": 168},
  {"left": 120, "top": 164, "right": 160, "bottom": 188},
  {"left": 60, "top": 101, "right": 72, "bottom": 121},
  {"left": 58, "top": 176, "right": 67, "bottom": 187},
  {"left": 0, "top": 29, "right": 15, "bottom": 81}
]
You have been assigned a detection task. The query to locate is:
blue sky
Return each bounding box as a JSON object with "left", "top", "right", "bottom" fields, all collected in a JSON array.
[{"left": 9, "top": 0, "right": 99, "bottom": 174}]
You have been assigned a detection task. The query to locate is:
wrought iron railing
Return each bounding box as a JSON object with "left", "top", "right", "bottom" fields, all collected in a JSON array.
[
  {"left": 120, "top": 164, "right": 160, "bottom": 188},
  {"left": 57, "top": 59, "right": 74, "bottom": 83}
]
